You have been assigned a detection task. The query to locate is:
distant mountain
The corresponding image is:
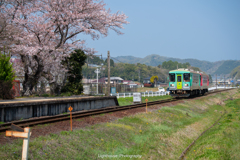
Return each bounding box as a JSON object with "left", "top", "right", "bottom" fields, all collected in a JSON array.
[
  {"left": 113, "top": 56, "right": 142, "bottom": 64},
  {"left": 214, "top": 60, "right": 240, "bottom": 75},
  {"left": 230, "top": 65, "right": 240, "bottom": 79},
  {"left": 112, "top": 54, "right": 240, "bottom": 75}
]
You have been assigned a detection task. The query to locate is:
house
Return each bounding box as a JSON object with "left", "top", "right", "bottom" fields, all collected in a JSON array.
[
  {"left": 123, "top": 80, "right": 132, "bottom": 85},
  {"left": 91, "top": 77, "right": 106, "bottom": 84},
  {"left": 236, "top": 79, "right": 240, "bottom": 85},
  {"left": 123, "top": 80, "right": 138, "bottom": 88},
  {"left": 128, "top": 82, "right": 137, "bottom": 88},
  {"left": 82, "top": 78, "right": 97, "bottom": 84},
  {"left": 87, "top": 64, "right": 101, "bottom": 68},
  {"left": 143, "top": 77, "right": 153, "bottom": 87},
  {"left": 105, "top": 77, "right": 123, "bottom": 84}
]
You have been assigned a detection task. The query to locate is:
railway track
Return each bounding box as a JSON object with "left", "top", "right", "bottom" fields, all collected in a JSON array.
[{"left": 0, "top": 88, "right": 233, "bottom": 132}]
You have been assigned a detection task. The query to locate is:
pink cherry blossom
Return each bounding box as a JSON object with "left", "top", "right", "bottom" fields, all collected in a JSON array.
[{"left": 1, "top": 0, "right": 128, "bottom": 95}]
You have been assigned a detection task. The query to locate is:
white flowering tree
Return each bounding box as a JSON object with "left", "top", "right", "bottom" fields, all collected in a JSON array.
[{"left": 1, "top": 0, "right": 128, "bottom": 95}]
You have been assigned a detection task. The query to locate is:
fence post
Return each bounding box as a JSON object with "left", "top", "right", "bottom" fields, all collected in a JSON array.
[
  {"left": 152, "top": 92, "right": 153, "bottom": 97},
  {"left": 148, "top": 92, "right": 149, "bottom": 97},
  {"left": 129, "top": 93, "right": 131, "bottom": 97},
  {"left": 124, "top": 93, "right": 125, "bottom": 98},
  {"left": 68, "top": 106, "right": 73, "bottom": 132},
  {"left": 22, "top": 127, "right": 31, "bottom": 160},
  {"left": 6, "top": 125, "right": 31, "bottom": 160},
  {"left": 145, "top": 99, "right": 148, "bottom": 113}
]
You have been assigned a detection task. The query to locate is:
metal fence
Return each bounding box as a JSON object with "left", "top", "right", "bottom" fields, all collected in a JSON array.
[
  {"left": 111, "top": 91, "right": 169, "bottom": 98},
  {"left": 83, "top": 83, "right": 138, "bottom": 95}
]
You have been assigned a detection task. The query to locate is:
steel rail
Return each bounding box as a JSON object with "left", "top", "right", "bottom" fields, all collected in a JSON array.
[{"left": 0, "top": 89, "right": 233, "bottom": 132}]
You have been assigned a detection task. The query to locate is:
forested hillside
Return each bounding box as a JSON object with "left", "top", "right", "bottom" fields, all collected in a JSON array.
[
  {"left": 113, "top": 54, "right": 239, "bottom": 75},
  {"left": 82, "top": 56, "right": 203, "bottom": 83},
  {"left": 230, "top": 66, "right": 240, "bottom": 79},
  {"left": 160, "top": 60, "right": 190, "bottom": 70},
  {"left": 214, "top": 60, "right": 240, "bottom": 75},
  {"left": 82, "top": 63, "right": 169, "bottom": 83}
]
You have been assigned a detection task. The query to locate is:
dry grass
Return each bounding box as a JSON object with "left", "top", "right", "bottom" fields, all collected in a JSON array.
[{"left": 137, "top": 87, "right": 159, "bottom": 92}]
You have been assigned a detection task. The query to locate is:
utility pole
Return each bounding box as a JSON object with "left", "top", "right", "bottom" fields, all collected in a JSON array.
[
  {"left": 107, "top": 51, "right": 110, "bottom": 96},
  {"left": 87, "top": 53, "right": 89, "bottom": 68},
  {"left": 95, "top": 68, "right": 100, "bottom": 95},
  {"left": 216, "top": 74, "right": 217, "bottom": 90},
  {"left": 139, "top": 70, "right": 140, "bottom": 83},
  {"left": 224, "top": 75, "right": 225, "bottom": 89},
  {"left": 97, "top": 69, "right": 98, "bottom": 95}
]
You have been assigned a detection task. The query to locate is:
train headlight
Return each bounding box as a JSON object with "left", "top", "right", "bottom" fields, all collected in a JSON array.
[
  {"left": 185, "top": 84, "right": 188, "bottom": 86},
  {"left": 171, "top": 84, "right": 174, "bottom": 87}
]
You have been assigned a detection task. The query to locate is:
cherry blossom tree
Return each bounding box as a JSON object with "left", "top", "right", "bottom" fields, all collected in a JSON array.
[
  {"left": 0, "top": 2, "right": 21, "bottom": 51},
  {"left": 1, "top": 0, "right": 128, "bottom": 95}
]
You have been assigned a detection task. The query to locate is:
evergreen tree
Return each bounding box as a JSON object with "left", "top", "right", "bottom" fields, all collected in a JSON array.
[
  {"left": 104, "top": 59, "right": 115, "bottom": 67},
  {"left": 162, "top": 60, "right": 191, "bottom": 70},
  {"left": 61, "top": 49, "right": 87, "bottom": 94},
  {"left": 0, "top": 50, "right": 15, "bottom": 99},
  {"left": 86, "top": 55, "right": 104, "bottom": 65}
]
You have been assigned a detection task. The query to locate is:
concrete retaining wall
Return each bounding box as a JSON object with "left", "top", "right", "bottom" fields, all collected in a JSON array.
[{"left": 0, "top": 96, "right": 119, "bottom": 122}]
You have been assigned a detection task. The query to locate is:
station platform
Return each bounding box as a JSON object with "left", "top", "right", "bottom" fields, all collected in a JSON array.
[{"left": 0, "top": 96, "right": 119, "bottom": 122}]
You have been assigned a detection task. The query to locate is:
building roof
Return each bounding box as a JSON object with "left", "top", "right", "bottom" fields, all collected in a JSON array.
[
  {"left": 123, "top": 80, "right": 132, "bottom": 83},
  {"left": 88, "top": 64, "right": 101, "bottom": 68},
  {"left": 105, "top": 77, "right": 123, "bottom": 81},
  {"left": 92, "top": 77, "right": 106, "bottom": 83}
]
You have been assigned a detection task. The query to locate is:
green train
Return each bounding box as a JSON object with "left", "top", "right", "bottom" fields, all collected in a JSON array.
[{"left": 169, "top": 69, "right": 209, "bottom": 97}]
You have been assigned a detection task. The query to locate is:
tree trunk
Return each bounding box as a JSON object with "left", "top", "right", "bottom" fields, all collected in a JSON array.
[
  {"left": 21, "top": 55, "right": 44, "bottom": 96},
  {"left": 49, "top": 82, "right": 62, "bottom": 95}
]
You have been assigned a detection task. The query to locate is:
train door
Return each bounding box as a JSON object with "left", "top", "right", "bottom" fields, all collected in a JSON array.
[
  {"left": 200, "top": 75, "right": 202, "bottom": 86},
  {"left": 177, "top": 74, "right": 182, "bottom": 89}
]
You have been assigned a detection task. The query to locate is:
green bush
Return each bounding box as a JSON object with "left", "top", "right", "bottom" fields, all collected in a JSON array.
[
  {"left": 60, "top": 92, "right": 73, "bottom": 97},
  {"left": 41, "top": 93, "right": 49, "bottom": 97},
  {"left": 0, "top": 50, "right": 15, "bottom": 99}
]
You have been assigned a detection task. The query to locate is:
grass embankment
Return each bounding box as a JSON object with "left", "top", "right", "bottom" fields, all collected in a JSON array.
[
  {"left": 186, "top": 91, "right": 240, "bottom": 160},
  {"left": 118, "top": 95, "right": 171, "bottom": 106},
  {"left": 0, "top": 90, "right": 239, "bottom": 160}
]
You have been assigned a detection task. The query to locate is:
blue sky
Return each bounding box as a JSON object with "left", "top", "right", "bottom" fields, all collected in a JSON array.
[{"left": 79, "top": 0, "right": 240, "bottom": 62}]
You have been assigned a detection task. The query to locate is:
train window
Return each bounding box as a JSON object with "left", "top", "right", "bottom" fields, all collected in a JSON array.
[
  {"left": 177, "top": 76, "right": 181, "bottom": 82},
  {"left": 169, "top": 73, "right": 175, "bottom": 82},
  {"left": 183, "top": 73, "right": 190, "bottom": 82}
]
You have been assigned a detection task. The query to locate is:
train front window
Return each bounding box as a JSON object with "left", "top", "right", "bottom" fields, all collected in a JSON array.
[
  {"left": 184, "top": 73, "right": 190, "bottom": 82},
  {"left": 177, "top": 76, "right": 181, "bottom": 82},
  {"left": 169, "top": 73, "right": 175, "bottom": 82}
]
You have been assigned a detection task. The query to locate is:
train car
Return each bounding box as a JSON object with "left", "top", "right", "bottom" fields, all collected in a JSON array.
[
  {"left": 169, "top": 69, "right": 208, "bottom": 97},
  {"left": 200, "top": 73, "right": 209, "bottom": 94}
]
